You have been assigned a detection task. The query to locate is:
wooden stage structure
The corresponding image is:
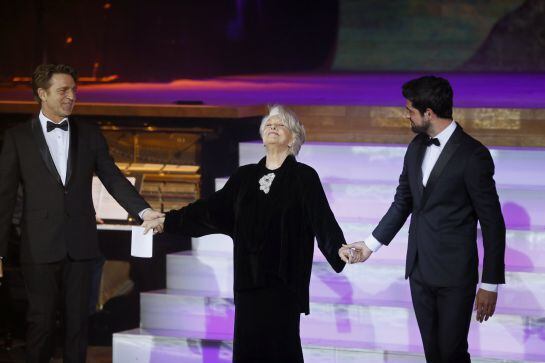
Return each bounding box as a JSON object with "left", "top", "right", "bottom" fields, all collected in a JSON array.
[{"left": 1, "top": 100, "right": 544, "bottom": 148}]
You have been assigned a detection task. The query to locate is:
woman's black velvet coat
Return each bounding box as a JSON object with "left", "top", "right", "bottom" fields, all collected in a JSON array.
[{"left": 164, "top": 155, "right": 346, "bottom": 314}]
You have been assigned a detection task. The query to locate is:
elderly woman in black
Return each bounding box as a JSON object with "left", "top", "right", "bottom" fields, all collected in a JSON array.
[{"left": 144, "top": 105, "right": 347, "bottom": 363}]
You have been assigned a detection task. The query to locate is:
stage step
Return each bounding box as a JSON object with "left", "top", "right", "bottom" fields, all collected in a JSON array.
[
  {"left": 138, "top": 289, "right": 545, "bottom": 360},
  {"left": 166, "top": 251, "right": 545, "bottom": 316},
  {"left": 192, "top": 224, "right": 545, "bottom": 272},
  {"left": 215, "top": 177, "right": 545, "bottom": 228},
  {"left": 113, "top": 327, "right": 545, "bottom": 363},
  {"left": 113, "top": 328, "right": 430, "bottom": 363},
  {"left": 239, "top": 142, "right": 545, "bottom": 187}
]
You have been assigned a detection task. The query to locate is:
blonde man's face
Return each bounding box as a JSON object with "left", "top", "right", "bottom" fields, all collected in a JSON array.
[{"left": 38, "top": 73, "right": 77, "bottom": 122}]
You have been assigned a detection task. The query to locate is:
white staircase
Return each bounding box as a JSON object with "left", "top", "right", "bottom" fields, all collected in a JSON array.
[{"left": 114, "top": 141, "right": 545, "bottom": 362}]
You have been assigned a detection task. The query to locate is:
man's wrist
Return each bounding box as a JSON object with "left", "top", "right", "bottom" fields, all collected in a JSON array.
[
  {"left": 139, "top": 208, "right": 152, "bottom": 219},
  {"left": 480, "top": 283, "right": 498, "bottom": 293},
  {"left": 364, "top": 234, "right": 383, "bottom": 252}
]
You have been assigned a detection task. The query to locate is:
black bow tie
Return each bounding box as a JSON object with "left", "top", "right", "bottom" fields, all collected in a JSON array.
[
  {"left": 46, "top": 120, "right": 68, "bottom": 132},
  {"left": 425, "top": 137, "right": 440, "bottom": 147}
]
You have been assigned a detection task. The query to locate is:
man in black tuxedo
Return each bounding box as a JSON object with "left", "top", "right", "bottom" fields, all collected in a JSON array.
[
  {"left": 0, "top": 64, "right": 163, "bottom": 362},
  {"left": 340, "top": 76, "right": 505, "bottom": 362}
]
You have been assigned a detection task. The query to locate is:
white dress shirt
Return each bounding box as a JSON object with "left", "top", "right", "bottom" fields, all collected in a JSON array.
[
  {"left": 364, "top": 121, "right": 498, "bottom": 292},
  {"left": 39, "top": 111, "right": 70, "bottom": 185}
]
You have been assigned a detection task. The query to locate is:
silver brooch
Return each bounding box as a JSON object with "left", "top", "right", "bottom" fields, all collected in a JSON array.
[{"left": 258, "top": 173, "right": 275, "bottom": 194}]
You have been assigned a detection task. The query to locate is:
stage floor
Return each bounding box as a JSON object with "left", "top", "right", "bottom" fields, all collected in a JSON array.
[{"left": 2, "top": 73, "right": 545, "bottom": 108}]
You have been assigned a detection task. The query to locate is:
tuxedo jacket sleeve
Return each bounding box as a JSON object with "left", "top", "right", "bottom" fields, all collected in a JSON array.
[
  {"left": 372, "top": 144, "right": 414, "bottom": 245},
  {"left": 91, "top": 125, "right": 150, "bottom": 219},
  {"left": 465, "top": 145, "right": 506, "bottom": 284},
  {"left": 0, "top": 129, "right": 20, "bottom": 257}
]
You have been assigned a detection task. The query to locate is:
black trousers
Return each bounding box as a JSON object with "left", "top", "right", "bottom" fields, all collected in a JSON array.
[
  {"left": 233, "top": 282, "right": 304, "bottom": 363},
  {"left": 409, "top": 267, "right": 476, "bottom": 363},
  {"left": 0, "top": 268, "right": 16, "bottom": 335},
  {"left": 22, "top": 257, "right": 94, "bottom": 363}
]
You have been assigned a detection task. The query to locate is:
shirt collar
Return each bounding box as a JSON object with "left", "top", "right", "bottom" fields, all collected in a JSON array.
[
  {"left": 434, "top": 120, "right": 457, "bottom": 147},
  {"left": 39, "top": 110, "right": 69, "bottom": 132}
]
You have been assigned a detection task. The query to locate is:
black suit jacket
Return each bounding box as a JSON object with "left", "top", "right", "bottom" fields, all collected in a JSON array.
[
  {"left": 373, "top": 125, "right": 505, "bottom": 286},
  {"left": 0, "top": 117, "right": 150, "bottom": 264}
]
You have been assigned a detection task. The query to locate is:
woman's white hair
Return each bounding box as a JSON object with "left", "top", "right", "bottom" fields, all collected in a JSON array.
[{"left": 259, "top": 104, "right": 306, "bottom": 156}]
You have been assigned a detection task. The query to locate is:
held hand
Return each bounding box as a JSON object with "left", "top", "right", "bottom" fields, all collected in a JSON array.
[
  {"left": 338, "top": 246, "right": 352, "bottom": 263},
  {"left": 347, "top": 241, "right": 373, "bottom": 263},
  {"left": 339, "top": 241, "right": 372, "bottom": 264},
  {"left": 142, "top": 217, "right": 165, "bottom": 235},
  {"left": 142, "top": 209, "right": 165, "bottom": 221},
  {"left": 338, "top": 244, "right": 363, "bottom": 263},
  {"left": 474, "top": 288, "right": 497, "bottom": 323},
  {"left": 96, "top": 216, "right": 105, "bottom": 224}
]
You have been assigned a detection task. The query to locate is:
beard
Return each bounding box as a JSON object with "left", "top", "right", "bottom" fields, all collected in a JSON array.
[{"left": 410, "top": 118, "right": 431, "bottom": 134}]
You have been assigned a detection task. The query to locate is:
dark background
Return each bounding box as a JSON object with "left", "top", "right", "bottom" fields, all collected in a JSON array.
[
  {"left": 1, "top": 0, "right": 544, "bottom": 82},
  {"left": 0, "top": 0, "right": 339, "bottom": 81}
]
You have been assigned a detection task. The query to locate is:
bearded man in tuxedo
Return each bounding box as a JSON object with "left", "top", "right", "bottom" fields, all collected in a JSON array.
[{"left": 340, "top": 76, "right": 505, "bottom": 362}]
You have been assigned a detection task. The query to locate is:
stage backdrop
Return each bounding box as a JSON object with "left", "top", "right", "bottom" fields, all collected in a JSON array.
[
  {"left": 0, "top": 0, "right": 543, "bottom": 81},
  {"left": 332, "top": 0, "right": 529, "bottom": 71}
]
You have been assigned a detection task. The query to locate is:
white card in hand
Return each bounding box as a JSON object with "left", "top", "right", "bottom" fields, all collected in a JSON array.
[{"left": 131, "top": 226, "right": 153, "bottom": 258}]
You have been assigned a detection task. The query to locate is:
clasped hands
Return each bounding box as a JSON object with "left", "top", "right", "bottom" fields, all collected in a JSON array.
[
  {"left": 338, "top": 241, "right": 373, "bottom": 264},
  {"left": 141, "top": 209, "right": 166, "bottom": 235}
]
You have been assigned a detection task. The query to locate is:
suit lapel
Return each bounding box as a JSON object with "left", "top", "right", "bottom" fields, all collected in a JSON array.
[
  {"left": 65, "top": 119, "right": 78, "bottom": 188},
  {"left": 30, "top": 117, "right": 63, "bottom": 187},
  {"left": 421, "top": 125, "right": 463, "bottom": 207}
]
